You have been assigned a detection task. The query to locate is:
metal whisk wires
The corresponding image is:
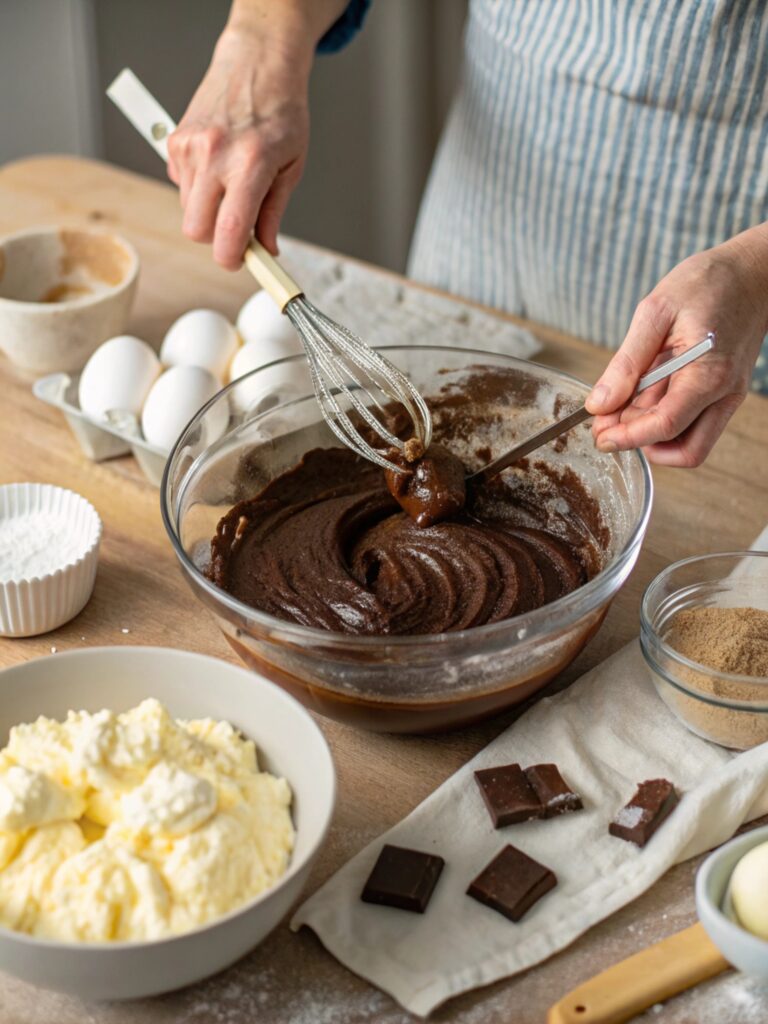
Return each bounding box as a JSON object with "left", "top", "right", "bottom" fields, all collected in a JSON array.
[{"left": 284, "top": 297, "right": 432, "bottom": 473}]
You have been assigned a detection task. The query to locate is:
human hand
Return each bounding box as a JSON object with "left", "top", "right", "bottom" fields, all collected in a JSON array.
[
  {"left": 585, "top": 229, "right": 768, "bottom": 466},
  {"left": 167, "top": 20, "right": 312, "bottom": 270}
]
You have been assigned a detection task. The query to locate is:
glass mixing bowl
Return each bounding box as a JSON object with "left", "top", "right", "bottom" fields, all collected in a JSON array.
[{"left": 162, "top": 346, "right": 652, "bottom": 733}]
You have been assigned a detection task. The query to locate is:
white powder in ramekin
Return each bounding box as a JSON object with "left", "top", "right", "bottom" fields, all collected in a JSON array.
[{"left": 0, "top": 513, "right": 86, "bottom": 581}]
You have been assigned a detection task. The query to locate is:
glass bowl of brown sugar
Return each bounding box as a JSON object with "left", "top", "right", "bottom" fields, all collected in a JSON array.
[{"left": 641, "top": 552, "right": 768, "bottom": 749}]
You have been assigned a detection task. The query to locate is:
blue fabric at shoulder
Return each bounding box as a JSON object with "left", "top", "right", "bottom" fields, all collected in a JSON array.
[{"left": 317, "top": 0, "right": 372, "bottom": 53}]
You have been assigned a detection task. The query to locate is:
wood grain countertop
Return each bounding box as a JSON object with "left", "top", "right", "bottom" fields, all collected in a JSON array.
[{"left": 0, "top": 156, "right": 767, "bottom": 1024}]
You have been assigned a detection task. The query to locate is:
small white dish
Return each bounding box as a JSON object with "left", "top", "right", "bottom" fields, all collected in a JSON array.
[
  {"left": 0, "top": 483, "right": 101, "bottom": 637},
  {"left": 696, "top": 824, "right": 768, "bottom": 980},
  {"left": 0, "top": 226, "right": 139, "bottom": 374},
  {"left": 0, "top": 646, "right": 336, "bottom": 999}
]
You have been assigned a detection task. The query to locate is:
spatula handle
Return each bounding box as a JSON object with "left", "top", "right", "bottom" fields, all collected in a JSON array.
[
  {"left": 546, "top": 922, "right": 729, "bottom": 1024},
  {"left": 107, "top": 69, "right": 176, "bottom": 162}
]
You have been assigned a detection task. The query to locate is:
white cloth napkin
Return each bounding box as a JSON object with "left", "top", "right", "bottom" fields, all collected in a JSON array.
[{"left": 291, "top": 531, "right": 768, "bottom": 1017}]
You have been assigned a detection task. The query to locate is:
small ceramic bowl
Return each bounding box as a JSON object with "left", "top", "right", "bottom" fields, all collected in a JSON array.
[
  {"left": 641, "top": 552, "right": 768, "bottom": 750},
  {"left": 0, "top": 482, "right": 102, "bottom": 637},
  {"left": 696, "top": 824, "right": 768, "bottom": 981},
  {"left": 0, "top": 226, "right": 139, "bottom": 373},
  {"left": 0, "top": 646, "right": 336, "bottom": 999}
]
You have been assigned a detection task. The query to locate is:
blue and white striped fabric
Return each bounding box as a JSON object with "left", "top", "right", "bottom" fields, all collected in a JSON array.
[{"left": 408, "top": 0, "right": 768, "bottom": 392}]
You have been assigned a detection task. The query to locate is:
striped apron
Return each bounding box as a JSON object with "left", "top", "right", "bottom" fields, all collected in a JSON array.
[{"left": 408, "top": 0, "right": 768, "bottom": 392}]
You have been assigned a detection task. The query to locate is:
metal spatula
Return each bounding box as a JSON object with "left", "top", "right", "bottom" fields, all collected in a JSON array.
[{"left": 469, "top": 333, "right": 715, "bottom": 484}]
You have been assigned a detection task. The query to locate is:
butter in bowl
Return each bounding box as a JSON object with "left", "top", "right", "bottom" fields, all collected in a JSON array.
[
  {"left": 641, "top": 551, "right": 768, "bottom": 750},
  {"left": 0, "top": 647, "right": 335, "bottom": 999}
]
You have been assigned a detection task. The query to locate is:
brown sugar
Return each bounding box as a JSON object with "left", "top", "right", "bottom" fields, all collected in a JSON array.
[
  {"left": 658, "top": 606, "right": 768, "bottom": 750},
  {"left": 667, "top": 607, "right": 768, "bottom": 677},
  {"left": 403, "top": 437, "right": 425, "bottom": 463}
]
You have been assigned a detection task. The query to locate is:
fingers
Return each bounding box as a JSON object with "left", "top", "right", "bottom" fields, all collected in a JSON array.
[
  {"left": 169, "top": 125, "right": 286, "bottom": 269},
  {"left": 590, "top": 376, "right": 667, "bottom": 444},
  {"left": 257, "top": 161, "right": 303, "bottom": 255},
  {"left": 182, "top": 174, "right": 224, "bottom": 244},
  {"left": 213, "top": 172, "right": 271, "bottom": 270},
  {"left": 640, "top": 394, "right": 743, "bottom": 467},
  {"left": 167, "top": 155, "right": 181, "bottom": 187},
  {"left": 586, "top": 294, "right": 676, "bottom": 416},
  {"left": 592, "top": 374, "right": 712, "bottom": 452}
]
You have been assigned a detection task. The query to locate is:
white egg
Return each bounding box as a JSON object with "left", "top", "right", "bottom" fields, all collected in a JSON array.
[
  {"left": 141, "top": 365, "right": 228, "bottom": 452},
  {"left": 160, "top": 309, "right": 238, "bottom": 383},
  {"left": 228, "top": 341, "right": 311, "bottom": 415},
  {"left": 236, "top": 290, "right": 302, "bottom": 353},
  {"left": 78, "top": 335, "right": 161, "bottom": 420}
]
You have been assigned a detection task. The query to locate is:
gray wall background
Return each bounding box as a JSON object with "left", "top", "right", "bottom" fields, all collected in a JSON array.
[{"left": 0, "top": 0, "right": 466, "bottom": 272}]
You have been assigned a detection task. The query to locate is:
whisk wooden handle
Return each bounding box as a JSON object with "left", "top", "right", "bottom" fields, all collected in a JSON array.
[{"left": 244, "top": 240, "right": 303, "bottom": 311}]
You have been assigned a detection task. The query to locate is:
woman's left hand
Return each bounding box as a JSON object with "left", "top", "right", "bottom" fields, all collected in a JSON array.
[{"left": 585, "top": 226, "right": 768, "bottom": 467}]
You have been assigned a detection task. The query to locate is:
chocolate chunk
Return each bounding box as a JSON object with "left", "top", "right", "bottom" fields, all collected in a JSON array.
[
  {"left": 361, "top": 844, "right": 445, "bottom": 913},
  {"left": 609, "top": 779, "right": 679, "bottom": 847},
  {"left": 467, "top": 844, "right": 557, "bottom": 922},
  {"left": 525, "top": 763, "right": 583, "bottom": 818},
  {"left": 474, "top": 764, "right": 543, "bottom": 828}
]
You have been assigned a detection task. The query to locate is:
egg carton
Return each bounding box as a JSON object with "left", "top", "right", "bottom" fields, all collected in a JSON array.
[{"left": 33, "top": 372, "right": 168, "bottom": 486}]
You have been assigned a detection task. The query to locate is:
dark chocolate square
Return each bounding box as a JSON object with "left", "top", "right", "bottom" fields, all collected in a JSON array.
[
  {"left": 474, "top": 764, "right": 543, "bottom": 828},
  {"left": 361, "top": 844, "right": 445, "bottom": 913},
  {"left": 609, "top": 779, "right": 679, "bottom": 847},
  {"left": 467, "top": 844, "right": 557, "bottom": 922},
  {"left": 525, "top": 763, "right": 583, "bottom": 818}
]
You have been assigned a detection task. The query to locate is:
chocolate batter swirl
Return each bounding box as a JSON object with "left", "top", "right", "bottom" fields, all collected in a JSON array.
[{"left": 207, "top": 446, "right": 595, "bottom": 637}]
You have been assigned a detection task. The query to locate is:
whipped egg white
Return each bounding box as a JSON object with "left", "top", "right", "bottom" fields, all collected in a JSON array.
[{"left": 0, "top": 699, "right": 294, "bottom": 941}]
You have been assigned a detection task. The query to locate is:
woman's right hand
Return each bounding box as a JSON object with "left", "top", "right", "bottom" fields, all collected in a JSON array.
[{"left": 167, "top": 13, "right": 313, "bottom": 270}]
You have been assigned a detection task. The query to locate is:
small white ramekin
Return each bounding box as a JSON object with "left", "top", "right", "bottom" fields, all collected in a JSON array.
[
  {"left": 0, "top": 226, "right": 139, "bottom": 374},
  {"left": 0, "top": 483, "right": 102, "bottom": 637}
]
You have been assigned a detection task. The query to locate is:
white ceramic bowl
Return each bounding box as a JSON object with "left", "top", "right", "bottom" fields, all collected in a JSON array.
[
  {"left": 0, "top": 647, "right": 335, "bottom": 999},
  {"left": 0, "top": 483, "right": 102, "bottom": 637},
  {"left": 696, "top": 824, "right": 768, "bottom": 980},
  {"left": 0, "top": 226, "right": 139, "bottom": 373}
]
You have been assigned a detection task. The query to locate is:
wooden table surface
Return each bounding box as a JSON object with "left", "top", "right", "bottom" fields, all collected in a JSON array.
[{"left": 1, "top": 156, "right": 767, "bottom": 1024}]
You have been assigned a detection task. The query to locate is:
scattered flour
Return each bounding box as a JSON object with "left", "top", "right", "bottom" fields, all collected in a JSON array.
[
  {"left": 637, "top": 971, "right": 768, "bottom": 1023},
  {"left": 613, "top": 804, "right": 645, "bottom": 829}
]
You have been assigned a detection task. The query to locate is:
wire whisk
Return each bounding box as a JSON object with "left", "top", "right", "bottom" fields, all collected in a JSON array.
[
  {"left": 245, "top": 243, "right": 432, "bottom": 473},
  {"left": 107, "top": 70, "right": 433, "bottom": 475}
]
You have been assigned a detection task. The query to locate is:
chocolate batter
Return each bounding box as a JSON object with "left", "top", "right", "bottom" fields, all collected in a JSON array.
[
  {"left": 384, "top": 444, "right": 467, "bottom": 528},
  {"left": 207, "top": 367, "right": 607, "bottom": 637}
]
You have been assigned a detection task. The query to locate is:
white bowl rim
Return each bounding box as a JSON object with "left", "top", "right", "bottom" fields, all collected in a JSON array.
[
  {"left": 0, "top": 483, "right": 102, "bottom": 585},
  {"left": 0, "top": 225, "right": 140, "bottom": 311},
  {"left": 0, "top": 645, "right": 336, "bottom": 952},
  {"left": 696, "top": 823, "right": 768, "bottom": 958},
  {"left": 641, "top": 550, "right": 768, "bottom": 687},
  {"left": 162, "top": 345, "right": 654, "bottom": 648}
]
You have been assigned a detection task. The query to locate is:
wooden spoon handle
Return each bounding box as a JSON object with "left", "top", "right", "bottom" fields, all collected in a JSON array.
[{"left": 546, "top": 922, "right": 729, "bottom": 1024}]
